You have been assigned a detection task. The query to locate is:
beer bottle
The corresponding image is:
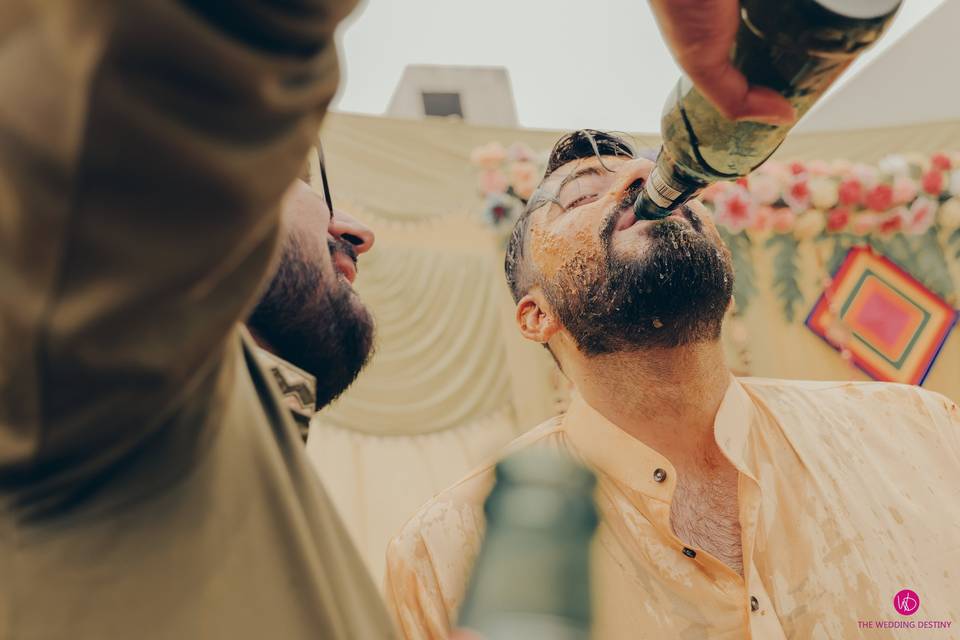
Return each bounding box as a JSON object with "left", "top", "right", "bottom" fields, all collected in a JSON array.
[
  {"left": 457, "top": 449, "right": 599, "bottom": 640},
  {"left": 634, "top": 0, "right": 902, "bottom": 219}
]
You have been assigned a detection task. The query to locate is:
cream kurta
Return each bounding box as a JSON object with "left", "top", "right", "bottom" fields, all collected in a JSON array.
[{"left": 385, "top": 378, "right": 960, "bottom": 639}]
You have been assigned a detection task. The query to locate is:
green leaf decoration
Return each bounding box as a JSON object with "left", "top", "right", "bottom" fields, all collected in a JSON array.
[
  {"left": 913, "top": 228, "right": 954, "bottom": 299},
  {"left": 866, "top": 234, "right": 888, "bottom": 256},
  {"left": 950, "top": 227, "right": 960, "bottom": 260},
  {"left": 719, "top": 228, "right": 757, "bottom": 312},
  {"left": 885, "top": 233, "right": 922, "bottom": 279},
  {"left": 826, "top": 233, "right": 855, "bottom": 276},
  {"left": 765, "top": 234, "right": 804, "bottom": 323}
]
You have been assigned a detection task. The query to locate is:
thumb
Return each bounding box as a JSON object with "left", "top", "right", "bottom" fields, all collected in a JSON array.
[
  {"left": 736, "top": 86, "right": 797, "bottom": 126},
  {"left": 688, "top": 61, "right": 796, "bottom": 126}
]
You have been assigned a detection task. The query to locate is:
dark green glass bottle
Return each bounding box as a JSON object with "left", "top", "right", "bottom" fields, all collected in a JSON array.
[
  {"left": 634, "top": 0, "right": 902, "bottom": 219},
  {"left": 457, "top": 449, "right": 599, "bottom": 640}
]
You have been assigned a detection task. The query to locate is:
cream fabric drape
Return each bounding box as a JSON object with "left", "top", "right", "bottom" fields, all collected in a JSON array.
[{"left": 306, "top": 113, "right": 960, "bottom": 583}]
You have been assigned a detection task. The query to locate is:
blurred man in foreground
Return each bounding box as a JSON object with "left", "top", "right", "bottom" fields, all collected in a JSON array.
[
  {"left": 0, "top": 2, "right": 394, "bottom": 637},
  {"left": 386, "top": 131, "right": 960, "bottom": 639},
  {"left": 248, "top": 179, "right": 376, "bottom": 440}
]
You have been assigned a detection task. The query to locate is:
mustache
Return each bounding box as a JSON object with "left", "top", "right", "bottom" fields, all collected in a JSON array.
[
  {"left": 601, "top": 180, "right": 704, "bottom": 246},
  {"left": 328, "top": 237, "right": 358, "bottom": 265}
]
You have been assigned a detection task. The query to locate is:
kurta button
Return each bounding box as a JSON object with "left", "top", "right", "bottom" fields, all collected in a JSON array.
[
  {"left": 750, "top": 596, "right": 760, "bottom": 612},
  {"left": 682, "top": 547, "right": 696, "bottom": 558},
  {"left": 653, "top": 468, "right": 667, "bottom": 483}
]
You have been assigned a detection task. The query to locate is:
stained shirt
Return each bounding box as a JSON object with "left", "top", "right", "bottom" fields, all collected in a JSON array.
[{"left": 385, "top": 377, "right": 960, "bottom": 639}]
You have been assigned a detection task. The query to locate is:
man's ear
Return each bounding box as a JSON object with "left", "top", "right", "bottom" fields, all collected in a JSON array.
[{"left": 516, "top": 290, "right": 560, "bottom": 344}]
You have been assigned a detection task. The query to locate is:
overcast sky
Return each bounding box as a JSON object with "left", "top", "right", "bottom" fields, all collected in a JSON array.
[{"left": 333, "top": 0, "right": 946, "bottom": 132}]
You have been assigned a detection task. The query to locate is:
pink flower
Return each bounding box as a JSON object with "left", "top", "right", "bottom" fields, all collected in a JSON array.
[
  {"left": 865, "top": 184, "right": 894, "bottom": 212},
  {"left": 478, "top": 168, "right": 508, "bottom": 195},
  {"left": 931, "top": 153, "right": 952, "bottom": 172},
  {"left": 508, "top": 161, "right": 539, "bottom": 200},
  {"left": 751, "top": 205, "right": 774, "bottom": 232},
  {"left": 469, "top": 142, "right": 506, "bottom": 170},
  {"left": 904, "top": 196, "right": 937, "bottom": 235},
  {"left": 747, "top": 172, "right": 781, "bottom": 205},
  {"left": 838, "top": 179, "right": 864, "bottom": 206},
  {"left": 826, "top": 207, "right": 851, "bottom": 232},
  {"left": 852, "top": 212, "right": 880, "bottom": 236},
  {"left": 784, "top": 176, "right": 811, "bottom": 213},
  {"left": 507, "top": 142, "right": 535, "bottom": 163},
  {"left": 922, "top": 169, "right": 944, "bottom": 196},
  {"left": 699, "top": 181, "right": 730, "bottom": 203},
  {"left": 807, "top": 160, "right": 831, "bottom": 176},
  {"left": 713, "top": 184, "right": 756, "bottom": 232},
  {"left": 878, "top": 210, "right": 904, "bottom": 235},
  {"left": 891, "top": 176, "right": 918, "bottom": 205},
  {"left": 757, "top": 160, "right": 792, "bottom": 187},
  {"left": 790, "top": 161, "right": 806, "bottom": 176},
  {"left": 771, "top": 207, "right": 796, "bottom": 233}
]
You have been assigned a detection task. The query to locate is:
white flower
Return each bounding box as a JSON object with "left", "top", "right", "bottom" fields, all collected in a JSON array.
[
  {"left": 939, "top": 197, "right": 960, "bottom": 230},
  {"left": 748, "top": 172, "right": 781, "bottom": 205},
  {"left": 851, "top": 163, "right": 880, "bottom": 188},
  {"left": 810, "top": 177, "right": 839, "bottom": 209},
  {"left": 793, "top": 210, "right": 826, "bottom": 240},
  {"left": 949, "top": 170, "right": 960, "bottom": 196},
  {"left": 878, "top": 154, "right": 910, "bottom": 178}
]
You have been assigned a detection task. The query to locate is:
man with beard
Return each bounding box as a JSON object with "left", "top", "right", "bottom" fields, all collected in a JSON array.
[
  {"left": 0, "top": 2, "right": 395, "bottom": 638},
  {"left": 248, "top": 179, "right": 376, "bottom": 441},
  {"left": 384, "top": 130, "right": 960, "bottom": 639}
]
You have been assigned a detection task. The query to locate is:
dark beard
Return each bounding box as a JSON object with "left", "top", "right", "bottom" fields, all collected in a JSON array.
[
  {"left": 248, "top": 237, "right": 375, "bottom": 408},
  {"left": 543, "top": 206, "right": 733, "bottom": 356}
]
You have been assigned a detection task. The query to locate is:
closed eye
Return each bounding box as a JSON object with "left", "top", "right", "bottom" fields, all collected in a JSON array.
[{"left": 564, "top": 193, "right": 599, "bottom": 211}]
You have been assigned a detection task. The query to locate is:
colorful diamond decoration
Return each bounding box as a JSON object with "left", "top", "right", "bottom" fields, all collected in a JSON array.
[{"left": 806, "top": 247, "right": 958, "bottom": 385}]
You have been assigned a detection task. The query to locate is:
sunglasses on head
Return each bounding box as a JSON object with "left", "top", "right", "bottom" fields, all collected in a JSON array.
[{"left": 317, "top": 141, "right": 334, "bottom": 217}]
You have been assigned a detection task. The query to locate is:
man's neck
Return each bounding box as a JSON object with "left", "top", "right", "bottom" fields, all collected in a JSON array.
[{"left": 566, "top": 340, "right": 733, "bottom": 474}]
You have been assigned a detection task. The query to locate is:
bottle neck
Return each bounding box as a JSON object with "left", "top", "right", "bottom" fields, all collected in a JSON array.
[{"left": 634, "top": 159, "right": 706, "bottom": 220}]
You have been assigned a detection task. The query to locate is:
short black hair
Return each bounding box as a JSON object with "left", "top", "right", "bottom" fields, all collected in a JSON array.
[{"left": 503, "top": 130, "right": 637, "bottom": 303}]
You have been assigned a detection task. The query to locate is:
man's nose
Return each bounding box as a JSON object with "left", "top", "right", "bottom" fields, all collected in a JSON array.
[
  {"left": 608, "top": 159, "right": 654, "bottom": 197},
  {"left": 329, "top": 209, "right": 375, "bottom": 254}
]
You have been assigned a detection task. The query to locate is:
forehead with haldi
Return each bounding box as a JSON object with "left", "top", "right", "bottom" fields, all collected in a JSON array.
[{"left": 527, "top": 154, "right": 630, "bottom": 281}]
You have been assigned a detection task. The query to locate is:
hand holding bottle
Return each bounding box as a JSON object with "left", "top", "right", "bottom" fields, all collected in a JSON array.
[{"left": 647, "top": 0, "right": 796, "bottom": 125}]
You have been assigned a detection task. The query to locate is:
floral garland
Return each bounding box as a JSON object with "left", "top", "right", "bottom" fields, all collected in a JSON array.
[
  {"left": 470, "top": 141, "right": 541, "bottom": 234},
  {"left": 703, "top": 152, "right": 960, "bottom": 320},
  {"left": 472, "top": 144, "right": 960, "bottom": 323}
]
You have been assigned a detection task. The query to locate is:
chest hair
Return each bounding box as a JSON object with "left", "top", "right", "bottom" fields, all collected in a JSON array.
[{"left": 669, "top": 471, "right": 743, "bottom": 575}]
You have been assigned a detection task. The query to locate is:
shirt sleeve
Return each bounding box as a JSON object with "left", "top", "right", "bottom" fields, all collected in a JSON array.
[
  {"left": 384, "top": 531, "right": 457, "bottom": 640},
  {"left": 917, "top": 388, "right": 960, "bottom": 468},
  {"left": 0, "top": 0, "right": 354, "bottom": 502}
]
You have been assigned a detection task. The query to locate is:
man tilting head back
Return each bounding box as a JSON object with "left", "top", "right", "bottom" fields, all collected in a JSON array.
[{"left": 385, "top": 130, "right": 960, "bottom": 640}]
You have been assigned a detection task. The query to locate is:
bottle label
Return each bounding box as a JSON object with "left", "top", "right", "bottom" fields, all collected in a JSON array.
[{"left": 646, "top": 169, "right": 682, "bottom": 209}]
